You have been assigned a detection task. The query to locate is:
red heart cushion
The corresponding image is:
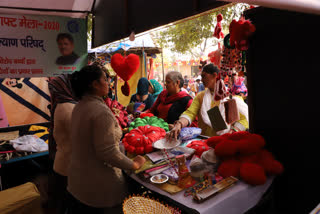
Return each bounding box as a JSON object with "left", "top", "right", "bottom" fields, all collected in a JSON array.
[{"left": 111, "top": 53, "right": 140, "bottom": 81}]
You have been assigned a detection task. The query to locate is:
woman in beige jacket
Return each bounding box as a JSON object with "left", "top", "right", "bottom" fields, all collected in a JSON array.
[
  {"left": 66, "top": 65, "right": 145, "bottom": 214},
  {"left": 48, "top": 74, "right": 78, "bottom": 214}
]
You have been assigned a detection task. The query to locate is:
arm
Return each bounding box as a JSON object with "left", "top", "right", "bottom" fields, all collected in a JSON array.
[
  {"left": 92, "top": 111, "right": 144, "bottom": 170},
  {"left": 167, "top": 94, "right": 202, "bottom": 140}
]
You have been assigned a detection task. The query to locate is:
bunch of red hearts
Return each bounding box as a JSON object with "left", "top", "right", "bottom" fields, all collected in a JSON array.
[
  {"left": 110, "top": 53, "right": 140, "bottom": 96},
  {"left": 207, "top": 131, "right": 283, "bottom": 185},
  {"left": 122, "top": 125, "right": 166, "bottom": 155}
]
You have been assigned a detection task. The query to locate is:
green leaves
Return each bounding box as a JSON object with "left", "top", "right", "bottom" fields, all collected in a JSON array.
[{"left": 155, "top": 4, "right": 249, "bottom": 56}]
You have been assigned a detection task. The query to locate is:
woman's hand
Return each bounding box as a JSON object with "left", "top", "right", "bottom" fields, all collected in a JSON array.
[
  {"left": 132, "top": 155, "right": 146, "bottom": 170},
  {"left": 168, "top": 124, "right": 174, "bottom": 130},
  {"left": 166, "top": 122, "right": 182, "bottom": 141}
]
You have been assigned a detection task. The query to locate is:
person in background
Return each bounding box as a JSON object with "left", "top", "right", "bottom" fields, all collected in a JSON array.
[
  {"left": 146, "top": 71, "right": 193, "bottom": 126},
  {"left": 67, "top": 65, "right": 145, "bottom": 214},
  {"left": 183, "top": 75, "right": 189, "bottom": 85},
  {"left": 181, "top": 83, "right": 189, "bottom": 93},
  {"left": 168, "top": 64, "right": 248, "bottom": 139},
  {"left": 229, "top": 72, "right": 248, "bottom": 101},
  {"left": 148, "top": 79, "right": 163, "bottom": 101},
  {"left": 129, "top": 77, "right": 155, "bottom": 111},
  {"left": 198, "top": 79, "right": 205, "bottom": 93},
  {"left": 48, "top": 74, "right": 78, "bottom": 214}
]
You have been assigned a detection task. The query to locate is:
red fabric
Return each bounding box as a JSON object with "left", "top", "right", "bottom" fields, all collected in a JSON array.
[
  {"left": 104, "top": 98, "right": 128, "bottom": 129},
  {"left": 218, "top": 159, "right": 241, "bottom": 178},
  {"left": 121, "top": 81, "right": 130, "bottom": 96},
  {"left": 186, "top": 140, "right": 209, "bottom": 157},
  {"left": 148, "top": 90, "right": 193, "bottom": 122},
  {"left": 122, "top": 125, "right": 166, "bottom": 155},
  {"left": 207, "top": 131, "right": 283, "bottom": 185},
  {"left": 213, "top": 14, "right": 224, "bottom": 39},
  {"left": 240, "top": 163, "right": 267, "bottom": 185},
  {"left": 158, "top": 90, "right": 191, "bottom": 105}
]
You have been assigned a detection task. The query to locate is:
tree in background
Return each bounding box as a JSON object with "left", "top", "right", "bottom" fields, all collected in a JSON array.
[{"left": 153, "top": 3, "right": 249, "bottom": 59}]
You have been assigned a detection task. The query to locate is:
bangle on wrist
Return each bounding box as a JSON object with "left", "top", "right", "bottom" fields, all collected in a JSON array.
[
  {"left": 174, "top": 120, "right": 183, "bottom": 128},
  {"left": 231, "top": 126, "right": 238, "bottom": 132}
]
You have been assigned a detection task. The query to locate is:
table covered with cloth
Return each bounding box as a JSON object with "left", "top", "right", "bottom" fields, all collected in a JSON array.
[{"left": 129, "top": 173, "right": 273, "bottom": 214}]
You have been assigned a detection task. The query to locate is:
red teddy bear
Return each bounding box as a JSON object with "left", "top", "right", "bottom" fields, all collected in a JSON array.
[{"left": 207, "top": 131, "right": 283, "bottom": 185}]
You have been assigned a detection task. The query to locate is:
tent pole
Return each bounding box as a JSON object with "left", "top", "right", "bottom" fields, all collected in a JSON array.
[{"left": 161, "top": 50, "right": 164, "bottom": 82}]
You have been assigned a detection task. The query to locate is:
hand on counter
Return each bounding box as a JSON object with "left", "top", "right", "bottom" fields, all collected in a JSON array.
[{"left": 132, "top": 155, "right": 146, "bottom": 170}]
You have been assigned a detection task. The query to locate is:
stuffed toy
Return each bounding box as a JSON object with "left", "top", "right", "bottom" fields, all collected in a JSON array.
[
  {"left": 186, "top": 139, "right": 210, "bottom": 158},
  {"left": 104, "top": 97, "right": 128, "bottom": 129},
  {"left": 229, "top": 17, "right": 256, "bottom": 51},
  {"left": 213, "top": 14, "right": 224, "bottom": 39},
  {"left": 206, "top": 131, "right": 283, "bottom": 185},
  {"left": 128, "top": 116, "right": 169, "bottom": 132},
  {"left": 122, "top": 125, "right": 166, "bottom": 155},
  {"left": 110, "top": 53, "right": 140, "bottom": 96}
]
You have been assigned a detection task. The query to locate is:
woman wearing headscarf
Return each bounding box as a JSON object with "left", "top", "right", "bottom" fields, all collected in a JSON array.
[
  {"left": 148, "top": 79, "right": 163, "bottom": 101},
  {"left": 48, "top": 74, "right": 78, "bottom": 214},
  {"left": 168, "top": 64, "right": 248, "bottom": 139},
  {"left": 146, "top": 71, "right": 193, "bottom": 125},
  {"left": 129, "top": 77, "right": 155, "bottom": 111}
]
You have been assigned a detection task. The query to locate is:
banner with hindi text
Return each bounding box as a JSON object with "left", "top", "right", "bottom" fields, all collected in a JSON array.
[{"left": 0, "top": 14, "right": 87, "bottom": 78}]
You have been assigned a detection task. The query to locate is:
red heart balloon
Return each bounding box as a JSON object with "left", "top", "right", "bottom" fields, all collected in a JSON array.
[{"left": 110, "top": 53, "right": 140, "bottom": 81}]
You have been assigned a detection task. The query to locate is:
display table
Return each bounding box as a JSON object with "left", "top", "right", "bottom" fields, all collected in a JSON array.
[{"left": 129, "top": 173, "right": 274, "bottom": 214}]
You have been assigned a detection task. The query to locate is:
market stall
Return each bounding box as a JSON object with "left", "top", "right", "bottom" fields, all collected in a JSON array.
[{"left": 119, "top": 112, "right": 283, "bottom": 213}]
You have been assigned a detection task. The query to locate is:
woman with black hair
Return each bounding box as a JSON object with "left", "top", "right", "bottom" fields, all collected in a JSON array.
[
  {"left": 66, "top": 65, "right": 145, "bottom": 214},
  {"left": 146, "top": 71, "right": 193, "bottom": 125}
]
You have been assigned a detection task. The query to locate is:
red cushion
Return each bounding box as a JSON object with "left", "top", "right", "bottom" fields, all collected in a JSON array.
[
  {"left": 123, "top": 125, "right": 166, "bottom": 155},
  {"left": 186, "top": 140, "right": 209, "bottom": 157}
]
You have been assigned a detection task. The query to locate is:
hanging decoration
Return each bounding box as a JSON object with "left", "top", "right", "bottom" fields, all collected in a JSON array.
[
  {"left": 220, "top": 34, "right": 245, "bottom": 74},
  {"left": 229, "top": 17, "right": 256, "bottom": 51},
  {"left": 208, "top": 43, "right": 222, "bottom": 68},
  {"left": 110, "top": 53, "right": 140, "bottom": 96},
  {"left": 213, "top": 14, "right": 224, "bottom": 39}
]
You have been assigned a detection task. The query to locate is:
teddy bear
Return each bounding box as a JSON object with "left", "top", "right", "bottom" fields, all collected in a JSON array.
[{"left": 206, "top": 131, "right": 283, "bottom": 185}]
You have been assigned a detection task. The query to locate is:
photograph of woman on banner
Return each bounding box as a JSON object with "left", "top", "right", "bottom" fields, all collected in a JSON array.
[{"left": 55, "top": 33, "right": 79, "bottom": 65}]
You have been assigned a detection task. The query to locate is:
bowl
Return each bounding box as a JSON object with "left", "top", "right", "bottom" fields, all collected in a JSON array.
[
  {"left": 150, "top": 174, "right": 169, "bottom": 184},
  {"left": 153, "top": 138, "right": 181, "bottom": 150}
]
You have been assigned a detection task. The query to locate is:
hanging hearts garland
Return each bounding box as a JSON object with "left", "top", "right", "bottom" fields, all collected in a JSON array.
[{"left": 111, "top": 53, "right": 140, "bottom": 96}]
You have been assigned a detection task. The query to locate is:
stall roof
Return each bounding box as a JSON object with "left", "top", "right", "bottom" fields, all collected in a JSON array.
[
  {"left": 88, "top": 33, "right": 161, "bottom": 55},
  {"left": 0, "top": 0, "right": 94, "bottom": 18},
  {"left": 1, "top": 0, "right": 320, "bottom": 47}
]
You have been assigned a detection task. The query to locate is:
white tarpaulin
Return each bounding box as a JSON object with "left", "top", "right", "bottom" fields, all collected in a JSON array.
[
  {"left": 221, "top": 0, "right": 320, "bottom": 15},
  {"left": 0, "top": 0, "right": 94, "bottom": 18}
]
